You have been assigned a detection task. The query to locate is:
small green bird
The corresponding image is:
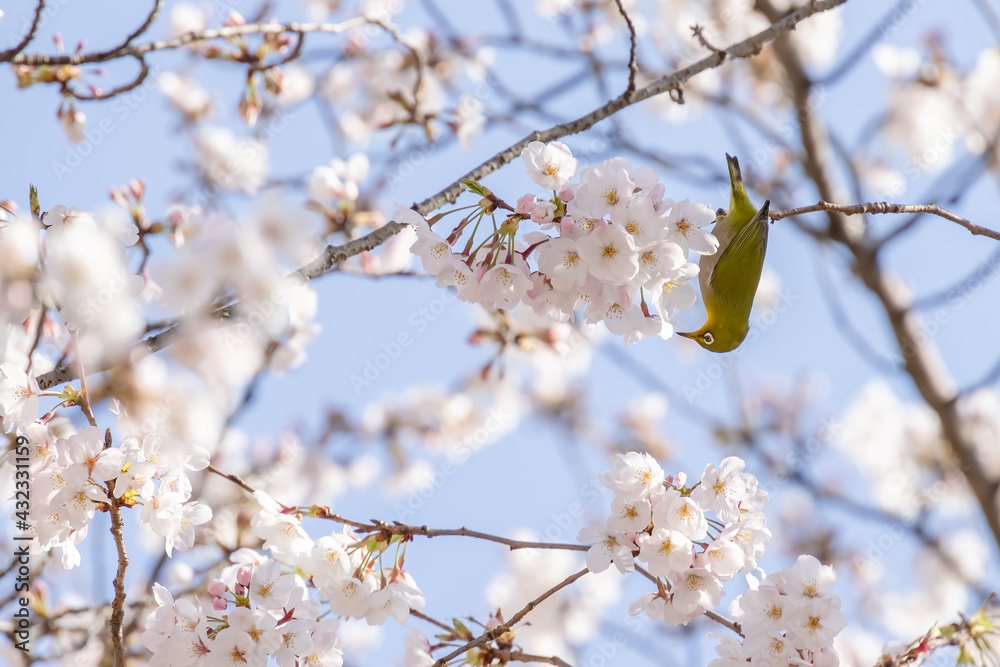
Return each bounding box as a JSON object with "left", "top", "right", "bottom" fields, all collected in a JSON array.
[{"left": 678, "top": 154, "right": 770, "bottom": 353}]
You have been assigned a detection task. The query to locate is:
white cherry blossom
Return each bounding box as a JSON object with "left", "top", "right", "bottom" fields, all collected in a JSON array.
[{"left": 521, "top": 141, "right": 578, "bottom": 190}]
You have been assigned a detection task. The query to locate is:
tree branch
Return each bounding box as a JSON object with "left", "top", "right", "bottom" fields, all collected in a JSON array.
[
  {"left": 691, "top": 24, "right": 726, "bottom": 57},
  {"left": 9, "top": 17, "right": 370, "bottom": 65},
  {"left": 37, "top": 310, "right": 192, "bottom": 389},
  {"left": 499, "top": 649, "right": 574, "bottom": 667},
  {"left": 313, "top": 510, "right": 590, "bottom": 553},
  {"left": 366, "top": 15, "right": 427, "bottom": 122},
  {"left": 206, "top": 464, "right": 263, "bottom": 499},
  {"left": 770, "top": 201, "right": 1000, "bottom": 243},
  {"left": 70, "top": 55, "right": 151, "bottom": 102},
  {"left": 290, "top": 221, "right": 409, "bottom": 283},
  {"left": 0, "top": 0, "right": 47, "bottom": 62},
  {"left": 36, "top": 217, "right": 406, "bottom": 389},
  {"left": 853, "top": 251, "right": 1000, "bottom": 549},
  {"left": 206, "top": 467, "right": 588, "bottom": 552},
  {"left": 108, "top": 491, "right": 130, "bottom": 667},
  {"left": 705, "top": 610, "right": 744, "bottom": 637},
  {"left": 431, "top": 568, "right": 590, "bottom": 667},
  {"left": 114, "top": 0, "right": 164, "bottom": 53},
  {"left": 612, "top": 0, "right": 639, "bottom": 97}
]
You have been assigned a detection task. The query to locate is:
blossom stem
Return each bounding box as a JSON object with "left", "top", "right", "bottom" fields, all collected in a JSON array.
[
  {"left": 431, "top": 568, "right": 589, "bottom": 667},
  {"left": 70, "top": 331, "right": 97, "bottom": 427},
  {"left": 705, "top": 610, "right": 743, "bottom": 637}
]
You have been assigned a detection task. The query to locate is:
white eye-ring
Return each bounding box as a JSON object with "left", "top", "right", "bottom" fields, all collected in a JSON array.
[{"left": 703, "top": 332, "right": 715, "bottom": 345}]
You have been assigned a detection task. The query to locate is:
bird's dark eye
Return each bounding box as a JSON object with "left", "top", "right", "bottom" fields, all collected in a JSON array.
[{"left": 703, "top": 332, "right": 715, "bottom": 345}]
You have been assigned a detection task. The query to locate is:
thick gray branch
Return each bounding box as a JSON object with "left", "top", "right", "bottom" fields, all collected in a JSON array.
[{"left": 756, "top": 0, "right": 1000, "bottom": 550}]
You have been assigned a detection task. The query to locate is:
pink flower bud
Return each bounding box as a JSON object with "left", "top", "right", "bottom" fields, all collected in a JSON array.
[
  {"left": 540, "top": 327, "right": 560, "bottom": 345},
  {"left": 207, "top": 579, "right": 227, "bottom": 597},
  {"left": 213, "top": 596, "right": 228, "bottom": 611},
  {"left": 560, "top": 216, "right": 575, "bottom": 234},
  {"left": 557, "top": 187, "right": 575, "bottom": 202},
  {"left": 516, "top": 194, "right": 537, "bottom": 215},
  {"left": 531, "top": 201, "right": 556, "bottom": 225},
  {"left": 236, "top": 567, "right": 252, "bottom": 586},
  {"left": 129, "top": 179, "right": 145, "bottom": 201}
]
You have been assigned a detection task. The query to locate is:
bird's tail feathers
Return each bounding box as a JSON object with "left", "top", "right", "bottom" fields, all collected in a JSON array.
[{"left": 725, "top": 153, "right": 756, "bottom": 222}]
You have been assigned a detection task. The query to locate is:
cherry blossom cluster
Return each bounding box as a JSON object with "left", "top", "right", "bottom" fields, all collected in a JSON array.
[
  {"left": 0, "top": 202, "right": 144, "bottom": 373},
  {"left": 714, "top": 555, "right": 847, "bottom": 666},
  {"left": 403, "top": 141, "right": 718, "bottom": 343},
  {"left": 3, "top": 419, "right": 212, "bottom": 569},
  {"left": 159, "top": 3, "right": 491, "bottom": 147},
  {"left": 579, "top": 453, "right": 770, "bottom": 622},
  {"left": 0, "top": 190, "right": 325, "bottom": 569},
  {"left": 142, "top": 493, "right": 426, "bottom": 666},
  {"left": 578, "top": 452, "right": 845, "bottom": 664},
  {"left": 142, "top": 569, "right": 344, "bottom": 667}
]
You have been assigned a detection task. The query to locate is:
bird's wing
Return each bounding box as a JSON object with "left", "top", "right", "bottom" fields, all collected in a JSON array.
[{"left": 708, "top": 204, "right": 769, "bottom": 318}]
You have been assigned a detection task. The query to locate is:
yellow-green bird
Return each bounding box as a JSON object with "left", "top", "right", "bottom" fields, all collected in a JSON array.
[{"left": 678, "top": 154, "right": 771, "bottom": 353}]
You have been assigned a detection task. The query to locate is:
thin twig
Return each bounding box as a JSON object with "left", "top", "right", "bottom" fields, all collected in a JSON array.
[
  {"left": 495, "top": 0, "right": 524, "bottom": 36},
  {"left": 10, "top": 17, "right": 370, "bottom": 65},
  {"left": 290, "top": 221, "right": 409, "bottom": 283},
  {"left": 366, "top": 16, "right": 427, "bottom": 119},
  {"left": 612, "top": 0, "right": 638, "bottom": 97},
  {"left": 207, "top": 466, "right": 588, "bottom": 555},
  {"left": 705, "top": 610, "right": 743, "bottom": 637},
  {"left": 71, "top": 55, "right": 151, "bottom": 101},
  {"left": 431, "top": 568, "right": 589, "bottom": 667},
  {"left": 499, "top": 650, "right": 574, "bottom": 667},
  {"left": 314, "top": 511, "right": 590, "bottom": 552},
  {"left": 0, "top": 0, "right": 47, "bottom": 62},
  {"left": 410, "top": 608, "right": 454, "bottom": 633},
  {"left": 37, "top": 310, "right": 192, "bottom": 388},
  {"left": 70, "top": 331, "right": 97, "bottom": 427},
  {"left": 691, "top": 24, "right": 726, "bottom": 57},
  {"left": 632, "top": 564, "right": 744, "bottom": 636},
  {"left": 25, "top": 307, "right": 47, "bottom": 374},
  {"left": 770, "top": 201, "right": 1000, "bottom": 243},
  {"left": 115, "top": 0, "right": 164, "bottom": 52},
  {"left": 34, "top": 220, "right": 399, "bottom": 390},
  {"left": 411, "top": 0, "right": 848, "bottom": 216},
  {"left": 251, "top": 31, "right": 305, "bottom": 72},
  {"left": 206, "top": 464, "right": 269, "bottom": 500}
]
